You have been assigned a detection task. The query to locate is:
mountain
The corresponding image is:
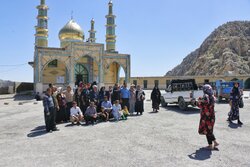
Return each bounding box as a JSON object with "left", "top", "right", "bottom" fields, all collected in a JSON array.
[
  {"left": 0, "top": 79, "right": 14, "bottom": 87},
  {"left": 166, "top": 21, "right": 250, "bottom": 76}
]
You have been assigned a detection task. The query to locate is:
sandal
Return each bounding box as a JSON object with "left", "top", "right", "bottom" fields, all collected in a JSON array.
[
  {"left": 214, "top": 142, "right": 219, "bottom": 147},
  {"left": 204, "top": 145, "right": 213, "bottom": 150}
]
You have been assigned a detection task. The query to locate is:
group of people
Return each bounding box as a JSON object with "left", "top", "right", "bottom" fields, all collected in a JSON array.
[
  {"left": 43, "top": 80, "right": 244, "bottom": 151},
  {"left": 42, "top": 82, "right": 146, "bottom": 132},
  {"left": 197, "top": 82, "right": 243, "bottom": 150}
]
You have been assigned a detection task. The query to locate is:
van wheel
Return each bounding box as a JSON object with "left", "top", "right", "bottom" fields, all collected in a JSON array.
[
  {"left": 160, "top": 96, "right": 167, "bottom": 107},
  {"left": 178, "top": 97, "right": 187, "bottom": 110},
  {"left": 218, "top": 96, "right": 222, "bottom": 102}
]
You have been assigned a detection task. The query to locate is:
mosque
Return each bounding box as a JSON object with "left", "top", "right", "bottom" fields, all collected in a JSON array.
[
  {"left": 30, "top": 0, "right": 250, "bottom": 93},
  {"left": 30, "top": 0, "right": 131, "bottom": 93}
]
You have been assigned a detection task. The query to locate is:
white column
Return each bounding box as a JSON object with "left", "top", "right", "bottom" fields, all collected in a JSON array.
[{"left": 35, "top": 83, "right": 44, "bottom": 93}]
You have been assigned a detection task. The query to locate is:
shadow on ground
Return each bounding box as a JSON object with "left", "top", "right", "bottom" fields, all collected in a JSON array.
[
  {"left": 27, "top": 125, "right": 47, "bottom": 137},
  {"left": 188, "top": 147, "right": 213, "bottom": 160},
  {"left": 14, "top": 94, "right": 34, "bottom": 101},
  {"left": 160, "top": 105, "right": 200, "bottom": 115},
  {"left": 148, "top": 111, "right": 159, "bottom": 114},
  {"left": 228, "top": 122, "right": 242, "bottom": 129},
  {"left": 216, "top": 100, "right": 229, "bottom": 104}
]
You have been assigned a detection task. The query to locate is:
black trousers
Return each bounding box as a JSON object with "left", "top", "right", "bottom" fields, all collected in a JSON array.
[
  {"left": 206, "top": 134, "right": 216, "bottom": 145},
  {"left": 121, "top": 98, "right": 130, "bottom": 110},
  {"left": 44, "top": 107, "right": 56, "bottom": 132},
  {"left": 66, "top": 102, "right": 73, "bottom": 121},
  {"left": 85, "top": 115, "right": 97, "bottom": 124},
  {"left": 56, "top": 106, "right": 67, "bottom": 123}
]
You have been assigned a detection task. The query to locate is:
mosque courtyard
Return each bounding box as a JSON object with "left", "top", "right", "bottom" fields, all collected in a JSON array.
[{"left": 0, "top": 91, "right": 250, "bottom": 167}]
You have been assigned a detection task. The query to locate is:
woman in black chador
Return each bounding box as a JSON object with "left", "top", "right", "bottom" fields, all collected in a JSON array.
[
  {"left": 151, "top": 86, "right": 161, "bottom": 112},
  {"left": 135, "top": 85, "right": 145, "bottom": 115},
  {"left": 228, "top": 82, "right": 243, "bottom": 125}
]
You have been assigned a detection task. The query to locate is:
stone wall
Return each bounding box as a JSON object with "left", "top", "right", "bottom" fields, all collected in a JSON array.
[
  {"left": 15, "top": 82, "right": 34, "bottom": 93},
  {"left": 120, "top": 75, "right": 250, "bottom": 90},
  {"left": 0, "top": 82, "right": 34, "bottom": 94}
]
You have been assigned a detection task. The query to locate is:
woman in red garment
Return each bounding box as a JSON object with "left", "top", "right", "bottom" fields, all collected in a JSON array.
[{"left": 197, "top": 84, "right": 219, "bottom": 150}]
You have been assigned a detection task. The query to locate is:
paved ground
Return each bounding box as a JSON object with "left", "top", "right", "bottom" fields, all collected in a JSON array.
[{"left": 0, "top": 91, "right": 250, "bottom": 167}]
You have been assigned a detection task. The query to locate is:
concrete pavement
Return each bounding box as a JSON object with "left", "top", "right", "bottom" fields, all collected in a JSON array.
[{"left": 0, "top": 91, "right": 250, "bottom": 167}]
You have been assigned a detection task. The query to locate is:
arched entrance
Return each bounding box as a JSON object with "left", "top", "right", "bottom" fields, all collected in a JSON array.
[
  {"left": 105, "top": 61, "right": 126, "bottom": 84},
  {"left": 245, "top": 78, "right": 250, "bottom": 89},
  {"left": 42, "top": 59, "right": 67, "bottom": 84},
  {"left": 75, "top": 64, "right": 89, "bottom": 85},
  {"left": 231, "top": 78, "right": 239, "bottom": 81}
]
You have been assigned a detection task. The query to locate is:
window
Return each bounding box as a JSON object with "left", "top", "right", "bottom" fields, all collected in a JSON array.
[
  {"left": 154, "top": 80, "right": 159, "bottom": 87},
  {"left": 143, "top": 80, "right": 147, "bottom": 89},
  {"left": 204, "top": 79, "right": 209, "bottom": 84},
  {"left": 48, "top": 59, "right": 58, "bottom": 68},
  {"left": 133, "top": 80, "right": 137, "bottom": 86}
]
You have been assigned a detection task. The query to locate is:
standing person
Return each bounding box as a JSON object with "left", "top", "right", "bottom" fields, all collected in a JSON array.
[
  {"left": 89, "top": 85, "right": 99, "bottom": 106},
  {"left": 74, "top": 84, "right": 83, "bottom": 107},
  {"left": 56, "top": 93, "right": 67, "bottom": 123},
  {"left": 111, "top": 83, "right": 120, "bottom": 104},
  {"left": 151, "top": 86, "right": 161, "bottom": 112},
  {"left": 108, "top": 86, "right": 113, "bottom": 101},
  {"left": 98, "top": 86, "right": 106, "bottom": 112},
  {"left": 228, "top": 82, "right": 243, "bottom": 125},
  {"left": 129, "top": 84, "right": 136, "bottom": 115},
  {"left": 135, "top": 85, "right": 145, "bottom": 115},
  {"left": 52, "top": 86, "right": 59, "bottom": 120},
  {"left": 120, "top": 83, "right": 130, "bottom": 110},
  {"left": 43, "top": 88, "right": 59, "bottom": 132},
  {"left": 98, "top": 87, "right": 106, "bottom": 103},
  {"left": 197, "top": 84, "right": 219, "bottom": 150},
  {"left": 80, "top": 84, "right": 90, "bottom": 114},
  {"left": 64, "top": 86, "right": 74, "bottom": 121}
]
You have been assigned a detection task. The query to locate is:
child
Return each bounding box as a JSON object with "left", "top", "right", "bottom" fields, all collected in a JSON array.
[
  {"left": 112, "top": 100, "right": 122, "bottom": 121},
  {"left": 121, "top": 106, "right": 129, "bottom": 120},
  {"left": 98, "top": 106, "right": 109, "bottom": 122}
]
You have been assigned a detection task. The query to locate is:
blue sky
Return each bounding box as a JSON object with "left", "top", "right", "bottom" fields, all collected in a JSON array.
[{"left": 0, "top": 0, "right": 250, "bottom": 82}]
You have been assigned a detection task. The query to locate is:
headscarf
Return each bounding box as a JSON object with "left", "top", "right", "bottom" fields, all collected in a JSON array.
[
  {"left": 203, "top": 84, "right": 215, "bottom": 104},
  {"left": 203, "top": 84, "right": 213, "bottom": 96},
  {"left": 232, "top": 82, "right": 240, "bottom": 95}
]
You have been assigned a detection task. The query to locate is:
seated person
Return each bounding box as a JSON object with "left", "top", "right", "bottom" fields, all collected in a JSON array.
[
  {"left": 35, "top": 92, "right": 42, "bottom": 101},
  {"left": 98, "top": 106, "right": 109, "bottom": 122},
  {"left": 85, "top": 101, "right": 98, "bottom": 125},
  {"left": 101, "top": 96, "right": 112, "bottom": 113},
  {"left": 121, "top": 106, "right": 129, "bottom": 120},
  {"left": 70, "top": 101, "right": 83, "bottom": 125},
  {"left": 112, "top": 100, "right": 122, "bottom": 121}
]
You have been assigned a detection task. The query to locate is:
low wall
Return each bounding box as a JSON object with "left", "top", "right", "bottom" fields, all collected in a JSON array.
[
  {"left": 15, "top": 82, "right": 34, "bottom": 93},
  {"left": 0, "top": 82, "right": 34, "bottom": 94},
  {"left": 0, "top": 87, "right": 9, "bottom": 94}
]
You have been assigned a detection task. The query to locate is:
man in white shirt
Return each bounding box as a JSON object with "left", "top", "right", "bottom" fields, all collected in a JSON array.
[{"left": 70, "top": 101, "right": 83, "bottom": 125}]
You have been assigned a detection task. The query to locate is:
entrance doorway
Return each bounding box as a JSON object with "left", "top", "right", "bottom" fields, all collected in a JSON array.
[
  {"left": 75, "top": 64, "right": 88, "bottom": 85},
  {"left": 245, "top": 78, "right": 250, "bottom": 89}
]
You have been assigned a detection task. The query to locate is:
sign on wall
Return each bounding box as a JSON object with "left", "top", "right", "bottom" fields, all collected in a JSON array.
[{"left": 56, "top": 76, "right": 65, "bottom": 83}]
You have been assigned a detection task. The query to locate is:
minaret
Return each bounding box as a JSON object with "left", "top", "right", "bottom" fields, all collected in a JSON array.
[
  {"left": 88, "top": 18, "right": 96, "bottom": 43},
  {"left": 105, "top": 0, "right": 117, "bottom": 52},
  {"left": 35, "top": 0, "right": 49, "bottom": 47}
]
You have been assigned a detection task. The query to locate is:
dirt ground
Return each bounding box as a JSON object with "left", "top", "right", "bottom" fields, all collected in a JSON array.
[{"left": 0, "top": 91, "right": 250, "bottom": 167}]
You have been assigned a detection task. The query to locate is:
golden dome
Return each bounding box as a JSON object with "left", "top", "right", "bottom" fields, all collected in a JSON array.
[{"left": 59, "top": 19, "right": 84, "bottom": 41}]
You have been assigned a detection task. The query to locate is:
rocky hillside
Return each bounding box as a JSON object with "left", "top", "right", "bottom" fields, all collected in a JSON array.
[
  {"left": 0, "top": 79, "right": 13, "bottom": 87},
  {"left": 166, "top": 21, "right": 250, "bottom": 76}
]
